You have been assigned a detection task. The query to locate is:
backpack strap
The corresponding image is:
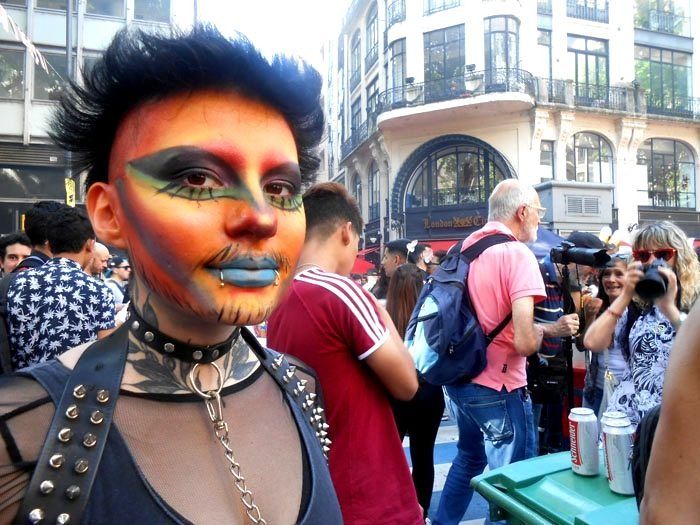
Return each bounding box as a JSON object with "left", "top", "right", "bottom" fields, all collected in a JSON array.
[
  {"left": 460, "top": 233, "right": 514, "bottom": 342},
  {"left": 0, "top": 272, "right": 18, "bottom": 375},
  {"left": 16, "top": 327, "right": 129, "bottom": 525}
]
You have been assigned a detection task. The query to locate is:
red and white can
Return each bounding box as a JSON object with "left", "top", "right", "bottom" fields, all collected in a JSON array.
[
  {"left": 603, "top": 416, "right": 635, "bottom": 495},
  {"left": 600, "top": 410, "right": 628, "bottom": 470},
  {"left": 569, "top": 407, "right": 599, "bottom": 476}
]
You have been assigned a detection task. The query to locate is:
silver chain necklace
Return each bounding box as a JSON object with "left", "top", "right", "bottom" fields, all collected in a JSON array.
[{"left": 187, "top": 362, "right": 267, "bottom": 524}]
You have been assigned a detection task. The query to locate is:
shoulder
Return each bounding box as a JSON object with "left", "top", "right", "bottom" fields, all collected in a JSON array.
[{"left": 295, "top": 269, "right": 376, "bottom": 310}]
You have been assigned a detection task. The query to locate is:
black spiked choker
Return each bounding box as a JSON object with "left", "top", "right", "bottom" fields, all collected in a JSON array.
[{"left": 127, "top": 305, "right": 240, "bottom": 364}]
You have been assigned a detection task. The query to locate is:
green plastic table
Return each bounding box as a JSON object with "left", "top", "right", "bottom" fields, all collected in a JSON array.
[{"left": 470, "top": 450, "right": 639, "bottom": 524}]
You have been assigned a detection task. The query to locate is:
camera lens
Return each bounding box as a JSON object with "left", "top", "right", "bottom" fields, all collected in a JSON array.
[{"left": 635, "top": 261, "right": 668, "bottom": 300}]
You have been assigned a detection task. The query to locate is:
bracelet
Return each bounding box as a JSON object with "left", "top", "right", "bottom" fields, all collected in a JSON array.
[{"left": 606, "top": 309, "right": 623, "bottom": 320}]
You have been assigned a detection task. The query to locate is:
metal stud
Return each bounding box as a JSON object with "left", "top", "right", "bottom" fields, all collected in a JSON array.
[
  {"left": 39, "top": 480, "right": 54, "bottom": 494},
  {"left": 90, "top": 410, "right": 104, "bottom": 425},
  {"left": 323, "top": 445, "right": 330, "bottom": 454},
  {"left": 65, "top": 404, "right": 79, "bottom": 420},
  {"left": 313, "top": 407, "right": 324, "bottom": 416},
  {"left": 65, "top": 485, "right": 81, "bottom": 500},
  {"left": 321, "top": 423, "right": 329, "bottom": 431},
  {"left": 74, "top": 458, "right": 89, "bottom": 474},
  {"left": 56, "top": 513, "right": 71, "bottom": 525},
  {"left": 72, "top": 384, "right": 86, "bottom": 400},
  {"left": 82, "top": 433, "right": 97, "bottom": 448},
  {"left": 96, "top": 389, "right": 109, "bottom": 404},
  {"left": 211, "top": 349, "right": 220, "bottom": 360},
  {"left": 192, "top": 350, "right": 203, "bottom": 361},
  {"left": 143, "top": 331, "right": 154, "bottom": 343},
  {"left": 131, "top": 320, "right": 140, "bottom": 331},
  {"left": 307, "top": 392, "right": 317, "bottom": 402},
  {"left": 49, "top": 454, "right": 65, "bottom": 469},
  {"left": 28, "top": 508, "right": 45, "bottom": 524},
  {"left": 283, "top": 365, "right": 296, "bottom": 383},
  {"left": 163, "top": 342, "right": 175, "bottom": 353},
  {"left": 316, "top": 429, "right": 328, "bottom": 439},
  {"left": 57, "top": 427, "right": 73, "bottom": 443},
  {"left": 271, "top": 354, "right": 284, "bottom": 370}
]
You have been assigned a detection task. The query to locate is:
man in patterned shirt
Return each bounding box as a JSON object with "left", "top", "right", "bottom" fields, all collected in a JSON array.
[{"left": 6, "top": 206, "right": 115, "bottom": 370}]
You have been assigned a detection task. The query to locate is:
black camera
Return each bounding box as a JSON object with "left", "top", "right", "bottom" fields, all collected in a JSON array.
[
  {"left": 635, "top": 259, "right": 669, "bottom": 300},
  {"left": 550, "top": 241, "right": 611, "bottom": 267}
]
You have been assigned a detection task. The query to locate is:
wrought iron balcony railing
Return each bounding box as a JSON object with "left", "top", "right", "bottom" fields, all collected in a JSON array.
[
  {"left": 567, "top": 0, "right": 608, "bottom": 23},
  {"left": 376, "top": 68, "right": 536, "bottom": 113},
  {"left": 387, "top": 0, "right": 406, "bottom": 28},
  {"left": 537, "top": 0, "right": 552, "bottom": 15},
  {"left": 574, "top": 83, "right": 628, "bottom": 111},
  {"left": 635, "top": 9, "right": 691, "bottom": 37},
  {"left": 646, "top": 94, "right": 700, "bottom": 119}
]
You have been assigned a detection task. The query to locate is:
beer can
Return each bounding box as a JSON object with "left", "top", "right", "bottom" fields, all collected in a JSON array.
[
  {"left": 603, "top": 416, "right": 635, "bottom": 495},
  {"left": 599, "top": 411, "right": 628, "bottom": 470},
  {"left": 569, "top": 407, "right": 599, "bottom": 476}
]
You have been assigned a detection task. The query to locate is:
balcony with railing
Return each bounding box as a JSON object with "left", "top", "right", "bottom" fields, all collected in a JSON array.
[
  {"left": 424, "top": 0, "right": 460, "bottom": 16},
  {"left": 377, "top": 68, "right": 536, "bottom": 113},
  {"left": 567, "top": 0, "right": 608, "bottom": 23},
  {"left": 387, "top": 0, "right": 406, "bottom": 28},
  {"left": 646, "top": 93, "right": 700, "bottom": 119},
  {"left": 635, "top": 9, "right": 691, "bottom": 37},
  {"left": 340, "top": 116, "right": 380, "bottom": 160},
  {"left": 574, "top": 83, "right": 628, "bottom": 111},
  {"left": 537, "top": 0, "right": 552, "bottom": 15}
]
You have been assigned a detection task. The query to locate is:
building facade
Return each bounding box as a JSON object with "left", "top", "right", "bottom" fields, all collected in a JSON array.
[
  {"left": 0, "top": 0, "right": 194, "bottom": 233},
  {"left": 325, "top": 0, "right": 700, "bottom": 259}
]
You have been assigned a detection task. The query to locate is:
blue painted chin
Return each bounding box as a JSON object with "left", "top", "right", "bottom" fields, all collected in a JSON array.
[{"left": 217, "top": 268, "right": 277, "bottom": 288}]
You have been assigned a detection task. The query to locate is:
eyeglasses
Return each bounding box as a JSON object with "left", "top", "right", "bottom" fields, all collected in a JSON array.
[
  {"left": 526, "top": 204, "right": 547, "bottom": 220},
  {"left": 117, "top": 265, "right": 131, "bottom": 270},
  {"left": 632, "top": 248, "right": 676, "bottom": 263}
]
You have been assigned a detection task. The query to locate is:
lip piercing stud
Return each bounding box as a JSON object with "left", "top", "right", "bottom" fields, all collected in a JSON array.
[
  {"left": 273, "top": 270, "right": 280, "bottom": 287},
  {"left": 219, "top": 269, "right": 225, "bottom": 287}
]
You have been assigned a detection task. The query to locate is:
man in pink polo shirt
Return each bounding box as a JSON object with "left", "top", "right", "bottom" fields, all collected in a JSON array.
[{"left": 433, "top": 179, "right": 547, "bottom": 525}]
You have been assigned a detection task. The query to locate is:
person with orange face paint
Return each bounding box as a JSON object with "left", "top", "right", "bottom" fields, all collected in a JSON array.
[{"left": 0, "top": 26, "right": 342, "bottom": 524}]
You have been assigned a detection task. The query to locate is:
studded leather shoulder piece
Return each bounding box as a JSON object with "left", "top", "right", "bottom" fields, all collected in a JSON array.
[
  {"left": 240, "top": 327, "right": 332, "bottom": 459},
  {"left": 17, "top": 326, "right": 129, "bottom": 525}
]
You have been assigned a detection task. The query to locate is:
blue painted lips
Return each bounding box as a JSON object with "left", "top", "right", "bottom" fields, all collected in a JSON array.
[{"left": 211, "top": 256, "right": 279, "bottom": 288}]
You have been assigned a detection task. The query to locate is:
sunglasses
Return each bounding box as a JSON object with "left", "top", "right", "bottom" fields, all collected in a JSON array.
[{"left": 631, "top": 248, "right": 676, "bottom": 263}]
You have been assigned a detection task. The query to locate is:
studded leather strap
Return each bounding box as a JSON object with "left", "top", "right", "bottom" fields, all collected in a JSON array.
[
  {"left": 240, "top": 327, "right": 332, "bottom": 458},
  {"left": 17, "top": 326, "right": 129, "bottom": 525}
]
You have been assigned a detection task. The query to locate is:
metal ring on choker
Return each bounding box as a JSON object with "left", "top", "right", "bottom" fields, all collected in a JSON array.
[{"left": 126, "top": 305, "right": 240, "bottom": 364}]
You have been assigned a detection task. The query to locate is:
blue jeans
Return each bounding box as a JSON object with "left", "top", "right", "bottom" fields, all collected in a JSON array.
[{"left": 433, "top": 383, "right": 536, "bottom": 525}]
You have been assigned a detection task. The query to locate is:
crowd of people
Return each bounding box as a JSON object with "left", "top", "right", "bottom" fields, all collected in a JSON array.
[{"left": 0, "top": 23, "right": 697, "bottom": 525}]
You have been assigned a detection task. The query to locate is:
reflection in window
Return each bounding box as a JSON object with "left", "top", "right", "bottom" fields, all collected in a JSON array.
[
  {"left": 134, "top": 0, "right": 169, "bottom": 22},
  {"left": 635, "top": 45, "right": 692, "bottom": 115},
  {"left": 567, "top": 35, "right": 609, "bottom": 102},
  {"left": 81, "top": 54, "right": 101, "bottom": 79},
  {"left": 540, "top": 140, "right": 554, "bottom": 182},
  {"left": 351, "top": 173, "right": 362, "bottom": 211},
  {"left": 0, "top": 166, "right": 66, "bottom": 199},
  {"left": 36, "top": 0, "right": 76, "bottom": 9},
  {"left": 365, "top": 2, "right": 378, "bottom": 70},
  {"left": 566, "top": 132, "right": 613, "bottom": 183},
  {"left": 86, "top": 0, "right": 124, "bottom": 16},
  {"left": 423, "top": 25, "right": 465, "bottom": 102},
  {"left": 34, "top": 52, "right": 67, "bottom": 101},
  {"left": 0, "top": 48, "right": 24, "bottom": 99},
  {"left": 405, "top": 144, "right": 506, "bottom": 209},
  {"left": 637, "top": 138, "right": 695, "bottom": 208},
  {"left": 368, "top": 163, "right": 379, "bottom": 221},
  {"left": 350, "top": 30, "right": 361, "bottom": 90},
  {"left": 387, "top": 39, "right": 405, "bottom": 106},
  {"left": 485, "top": 16, "right": 519, "bottom": 73}
]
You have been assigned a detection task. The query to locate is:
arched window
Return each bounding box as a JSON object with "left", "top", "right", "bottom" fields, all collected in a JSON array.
[
  {"left": 566, "top": 132, "right": 614, "bottom": 183},
  {"left": 351, "top": 172, "right": 362, "bottom": 211},
  {"left": 404, "top": 143, "right": 506, "bottom": 209},
  {"left": 365, "top": 3, "right": 378, "bottom": 69},
  {"left": 368, "top": 162, "right": 380, "bottom": 220},
  {"left": 350, "top": 30, "right": 361, "bottom": 90},
  {"left": 637, "top": 138, "right": 696, "bottom": 208}
]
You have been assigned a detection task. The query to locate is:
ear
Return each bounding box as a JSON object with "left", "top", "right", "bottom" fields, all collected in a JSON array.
[
  {"left": 87, "top": 182, "right": 127, "bottom": 249},
  {"left": 84, "top": 238, "right": 95, "bottom": 254},
  {"left": 338, "top": 221, "right": 353, "bottom": 246}
]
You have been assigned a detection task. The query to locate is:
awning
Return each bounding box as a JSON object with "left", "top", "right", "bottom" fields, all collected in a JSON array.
[{"left": 352, "top": 256, "right": 376, "bottom": 274}]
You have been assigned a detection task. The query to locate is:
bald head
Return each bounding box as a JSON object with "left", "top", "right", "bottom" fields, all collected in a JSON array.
[{"left": 89, "top": 242, "right": 110, "bottom": 277}]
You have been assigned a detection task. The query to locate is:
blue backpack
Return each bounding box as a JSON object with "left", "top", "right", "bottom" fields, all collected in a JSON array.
[{"left": 405, "top": 234, "right": 513, "bottom": 385}]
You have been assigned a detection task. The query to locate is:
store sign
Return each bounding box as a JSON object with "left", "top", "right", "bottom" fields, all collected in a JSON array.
[{"left": 423, "top": 215, "right": 486, "bottom": 229}]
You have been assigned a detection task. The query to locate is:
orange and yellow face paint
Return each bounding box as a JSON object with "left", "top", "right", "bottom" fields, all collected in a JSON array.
[{"left": 106, "top": 90, "right": 306, "bottom": 327}]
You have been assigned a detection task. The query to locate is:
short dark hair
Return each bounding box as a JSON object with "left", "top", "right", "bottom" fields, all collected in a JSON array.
[
  {"left": 407, "top": 243, "right": 430, "bottom": 265},
  {"left": 0, "top": 232, "right": 31, "bottom": 259},
  {"left": 24, "top": 200, "right": 67, "bottom": 246},
  {"left": 46, "top": 207, "right": 95, "bottom": 254},
  {"left": 385, "top": 239, "right": 410, "bottom": 261},
  {"left": 50, "top": 25, "right": 324, "bottom": 190},
  {"left": 303, "top": 182, "right": 363, "bottom": 240}
]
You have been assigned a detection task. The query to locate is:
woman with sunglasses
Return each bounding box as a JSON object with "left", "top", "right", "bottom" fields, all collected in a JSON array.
[
  {"left": 584, "top": 221, "right": 700, "bottom": 426},
  {"left": 580, "top": 255, "right": 632, "bottom": 418}
]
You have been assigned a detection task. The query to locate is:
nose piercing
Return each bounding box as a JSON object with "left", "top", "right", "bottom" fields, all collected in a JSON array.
[
  {"left": 273, "top": 270, "right": 280, "bottom": 287},
  {"left": 219, "top": 270, "right": 225, "bottom": 287}
]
